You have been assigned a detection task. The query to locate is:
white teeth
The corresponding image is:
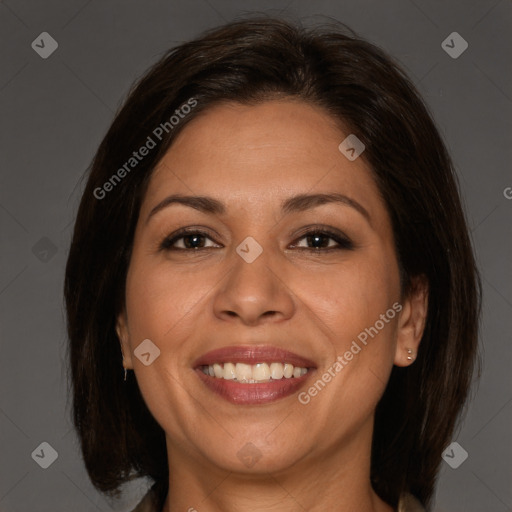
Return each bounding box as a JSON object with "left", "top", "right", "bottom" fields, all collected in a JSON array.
[
  {"left": 283, "top": 363, "right": 294, "bottom": 378},
  {"left": 202, "top": 362, "right": 309, "bottom": 383},
  {"left": 235, "top": 363, "right": 252, "bottom": 382},
  {"left": 252, "top": 363, "right": 270, "bottom": 381},
  {"left": 213, "top": 363, "right": 223, "bottom": 378},
  {"left": 223, "top": 362, "right": 236, "bottom": 380},
  {"left": 270, "top": 362, "right": 284, "bottom": 379}
]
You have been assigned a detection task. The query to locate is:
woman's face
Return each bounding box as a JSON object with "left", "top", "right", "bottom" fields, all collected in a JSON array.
[{"left": 117, "top": 99, "right": 421, "bottom": 477}]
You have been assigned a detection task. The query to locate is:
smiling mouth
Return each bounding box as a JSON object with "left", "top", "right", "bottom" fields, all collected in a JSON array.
[
  {"left": 193, "top": 345, "right": 316, "bottom": 404},
  {"left": 199, "top": 362, "right": 309, "bottom": 382}
]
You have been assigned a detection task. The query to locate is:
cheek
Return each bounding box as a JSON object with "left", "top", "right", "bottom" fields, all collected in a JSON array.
[
  {"left": 124, "top": 257, "right": 209, "bottom": 342},
  {"left": 297, "top": 252, "right": 399, "bottom": 338},
  {"left": 296, "top": 256, "right": 399, "bottom": 421},
  {"left": 123, "top": 259, "right": 208, "bottom": 435}
]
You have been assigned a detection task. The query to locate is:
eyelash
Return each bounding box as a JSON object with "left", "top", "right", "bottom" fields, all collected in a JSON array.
[{"left": 159, "top": 225, "right": 354, "bottom": 253}]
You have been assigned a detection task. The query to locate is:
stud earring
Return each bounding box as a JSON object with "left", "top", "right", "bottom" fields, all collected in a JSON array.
[{"left": 406, "top": 348, "right": 415, "bottom": 361}]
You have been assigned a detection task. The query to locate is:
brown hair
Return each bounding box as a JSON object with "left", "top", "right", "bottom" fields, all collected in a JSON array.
[{"left": 64, "top": 16, "right": 481, "bottom": 511}]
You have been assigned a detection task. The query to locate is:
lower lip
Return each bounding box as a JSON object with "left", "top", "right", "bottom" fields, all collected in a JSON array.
[{"left": 195, "top": 369, "right": 315, "bottom": 405}]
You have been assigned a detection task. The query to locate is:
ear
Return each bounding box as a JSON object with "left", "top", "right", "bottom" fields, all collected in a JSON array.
[
  {"left": 116, "top": 309, "right": 133, "bottom": 369},
  {"left": 394, "top": 275, "right": 429, "bottom": 367}
]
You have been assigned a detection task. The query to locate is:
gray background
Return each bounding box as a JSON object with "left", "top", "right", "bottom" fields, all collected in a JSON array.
[{"left": 1, "top": 0, "right": 511, "bottom": 511}]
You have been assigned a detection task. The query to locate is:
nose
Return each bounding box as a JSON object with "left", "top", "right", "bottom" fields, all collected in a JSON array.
[{"left": 212, "top": 242, "right": 296, "bottom": 326}]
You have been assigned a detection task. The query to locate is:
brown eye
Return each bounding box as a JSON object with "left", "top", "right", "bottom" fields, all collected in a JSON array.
[
  {"left": 291, "top": 228, "right": 354, "bottom": 252},
  {"left": 160, "top": 229, "right": 220, "bottom": 251},
  {"left": 160, "top": 226, "right": 354, "bottom": 253}
]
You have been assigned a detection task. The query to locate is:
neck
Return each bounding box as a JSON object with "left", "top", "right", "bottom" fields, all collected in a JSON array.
[{"left": 161, "top": 419, "right": 394, "bottom": 512}]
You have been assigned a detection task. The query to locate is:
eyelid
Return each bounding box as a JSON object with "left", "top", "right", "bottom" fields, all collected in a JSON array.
[
  {"left": 159, "top": 224, "right": 354, "bottom": 252},
  {"left": 288, "top": 224, "right": 354, "bottom": 251},
  {"left": 159, "top": 226, "right": 221, "bottom": 251},
  {"left": 289, "top": 224, "right": 351, "bottom": 242}
]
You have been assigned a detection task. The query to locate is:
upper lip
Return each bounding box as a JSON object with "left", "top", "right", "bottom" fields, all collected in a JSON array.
[{"left": 193, "top": 345, "right": 317, "bottom": 369}]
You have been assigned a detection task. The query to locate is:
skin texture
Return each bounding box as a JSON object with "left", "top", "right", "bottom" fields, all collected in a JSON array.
[{"left": 116, "top": 100, "right": 428, "bottom": 512}]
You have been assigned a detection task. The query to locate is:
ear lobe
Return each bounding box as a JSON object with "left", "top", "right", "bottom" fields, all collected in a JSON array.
[
  {"left": 116, "top": 311, "right": 133, "bottom": 369},
  {"left": 394, "top": 275, "right": 429, "bottom": 367}
]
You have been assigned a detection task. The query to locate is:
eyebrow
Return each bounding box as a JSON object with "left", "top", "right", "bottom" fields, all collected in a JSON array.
[{"left": 146, "top": 192, "right": 371, "bottom": 225}]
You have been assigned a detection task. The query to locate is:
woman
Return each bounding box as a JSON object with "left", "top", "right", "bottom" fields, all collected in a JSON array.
[{"left": 64, "top": 17, "right": 481, "bottom": 512}]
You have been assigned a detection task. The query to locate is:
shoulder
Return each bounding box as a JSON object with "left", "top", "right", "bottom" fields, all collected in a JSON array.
[
  {"left": 398, "top": 492, "right": 426, "bottom": 512},
  {"left": 129, "top": 487, "right": 159, "bottom": 512}
]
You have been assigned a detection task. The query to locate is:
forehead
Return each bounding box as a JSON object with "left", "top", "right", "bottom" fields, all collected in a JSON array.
[{"left": 143, "top": 100, "right": 382, "bottom": 217}]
